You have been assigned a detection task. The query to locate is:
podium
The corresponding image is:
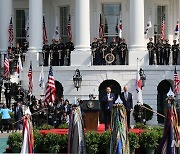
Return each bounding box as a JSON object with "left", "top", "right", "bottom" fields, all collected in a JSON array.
[{"left": 82, "top": 100, "right": 100, "bottom": 131}]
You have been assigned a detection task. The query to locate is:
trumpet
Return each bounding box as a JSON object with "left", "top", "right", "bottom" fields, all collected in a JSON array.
[
  {"left": 58, "top": 50, "right": 62, "bottom": 59},
  {"left": 50, "top": 50, "right": 53, "bottom": 59},
  {"left": 66, "top": 49, "right": 69, "bottom": 59}
]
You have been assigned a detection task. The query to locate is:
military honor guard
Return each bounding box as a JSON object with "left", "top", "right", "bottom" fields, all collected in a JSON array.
[
  {"left": 50, "top": 39, "right": 58, "bottom": 66},
  {"left": 14, "top": 42, "right": 22, "bottom": 65},
  {"left": 4, "top": 78, "right": 12, "bottom": 108},
  {"left": 91, "top": 37, "right": 100, "bottom": 65},
  {"left": 8, "top": 46, "right": 14, "bottom": 74},
  {"left": 42, "top": 40, "right": 50, "bottom": 66},
  {"left": 172, "top": 40, "right": 179, "bottom": 65},
  {"left": 65, "top": 38, "right": 75, "bottom": 66},
  {"left": 109, "top": 37, "right": 118, "bottom": 65},
  {"left": 100, "top": 37, "right": 108, "bottom": 65},
  {"left": 163, "top": 39, "right": 171, "bottom": 65},
  {"left": 58, "top": 38, "right": 65, "bottom": 66},
  {"left": 155, "top": 38, "right": 164, "bottom": 65},
  {"left": 147, "top": 38, "right": 155, "bottom": 65},
  {"left": 118, "top": 38, "right": 127, "bottom": 65}
]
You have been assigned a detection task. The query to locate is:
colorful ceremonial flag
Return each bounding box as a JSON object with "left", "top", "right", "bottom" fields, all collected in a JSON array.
[
  {"left": 20, "top": 116, "right": 34, "bottom": 154},
  {"left": 99, "top": 14, "right": 104, "bottom": 39},
  {"left": 68, "top": 105, "right": 86, "bottom": 153},
  {"left": 43, "top": 15, "right": 48, "bottom": 43},
  {"left": 144, "top": 17, "right": 152, "bottom": 36},
  {"left": 25, "top": 17, "right": 29, "bottom": 42},
  {"left": 4, "top": 54, "right": 9, "bottom": 79},
  {"left": 67, "top": 14, "right": 72, "bottom": 40},
  {"left": 135, "top": 61, "right": 143, "bottom": 104},
  {"left": 161, "top": 17, "right": 165, "bottom": 40},
  {"left": 39, "top": 65, "right": 45, "bottom": 89},
  {"left": 45, "top": 65, "right": 56, "bottom": 103},
  {"left": 53, "top": 15, "right": 59, "bottom": 41},
  {"left": 175, "top": 21, "right": 179, "bottom": 35},
  {"left": 174, "top": 67, "right": 180, "bottom": 96},
  {"left": 8, "top": 17, "right": 14, "bottom": 46},
  {"left": 28, "top": 62, "right": 33, "bottom": 93},
  {"left": 119, "top": 19, "right": 122, "bottom": 38},
  {"left": 110, "top": 104, "right": 129, "bottom": 154},
  {"left": 16, "top": 55, "right": 23, "bottom": 82}
]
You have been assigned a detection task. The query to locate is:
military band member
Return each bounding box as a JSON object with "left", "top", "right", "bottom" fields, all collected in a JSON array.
[
  {"left": 163, "top": 39, "right": 171, "bottom": 65},
  {"left": 172, "top": 40, "right": 179, "bottom": 65},
  {"left": 50, "top": 39, "right": 58, "bottom": 66},
  {"left": 118, "top": 38, "right": 127, "bottom": 65},
  {"left": 14, "top": 42, "right": 22, "bottom": 66},
  {"left": 8, "top": 47, "right": 14, "bottom": 74},
  {"left": 58, "top": 38, "right": 65, "bottom": 66},
  {"left": 65, "top": 38, "right": 75, "bottom": 66},
  {"left": 43, "top": 40, "right": 50, "bottom": 66},
  {"left": 100, "top": 37, "right": 108, "bottom": 65},
  {"left": 15, "top": 87, "right": 24, "bottom": 103},
  {"left": 109, "top": 37, "right": 118, "bottom": 65},
  {"left": 91, "top": 37, "right": 99, "bottom": 65},
  {"left": 4, "top": 78, "right": 12, "bottom": 108},
  {"left": 155, "top": 38, "right": 163, "bottom": 65},
  {"left": 147, "top": 38, "right": 155, "bottom": 65}
]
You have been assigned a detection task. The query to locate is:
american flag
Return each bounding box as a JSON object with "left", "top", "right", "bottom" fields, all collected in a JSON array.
[
  {"left": 119, "top": 19, "right": 122, "bottom": 38},
  {"left": 4, "top": 54, "right": 9, "bottom": 79},
  {"left": 43, "top": 16, "right": 48, "bottom": 43},
  {"left": 175, "top": 21, "right": 179, "bottom": 35},
  {"left": 67, "top": 15, "right": 72, "bottom": 40},
  {"left": 8, "top": 17, "right": 14, "bottom": 46},
  {"left": 45, "top": 65, "right": 56, "bottom": 103},
  {"left": 28, "top": 62, "right": 33, "bottom": 93},
  {"left": 99, "top": 14, "right": 104, "bottom": 39},
  {"left": 161, "top": 17, "right": 165, "bottom": 40},
  {"left": 174, "top": 67, "right": 180, "bottom": 96}
]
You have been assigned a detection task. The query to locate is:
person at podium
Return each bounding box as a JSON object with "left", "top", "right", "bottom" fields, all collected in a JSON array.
[{"left": 102, "top": 86, "right": 116, "bottom": 131}]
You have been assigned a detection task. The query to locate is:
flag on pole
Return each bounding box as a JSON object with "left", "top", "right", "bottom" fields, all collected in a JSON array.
[
  {"left": 45, "top": 65, "right": 56, "bottom": 103},
  {"left": 68, "top": 105, "right": 86, "bottom": 153},
  {"left": 174, "top": 21, "right": 179, "bottom": 35},
  {"left": 118, "top": 19, "right": 122, "bottom": 38},
  {"left": 99, "top": 14, "right": 104, "bottom": 39},
  {"left": 4, "top": 54, "right": 10, "bottom": 79},
  {"left": 174, "top": 67, "right": 180, "bottom": 96},
  {"left": 43, "top": 15, "right": 48, "bottom": 43},
  {"left": 8, "top": 17, "right": 14, "bottom": 46},
  {"left": 28, "top": 62, "right": 33, "bottom": 93},
  {"left": 161, "top": 17, "right": 165, "bottom": 40},
  {"left": 25, "top": 17, "right": 29, "bottom": 42},
  {"left": 39, "top": 65, "right": 45, "bottom": 89},
  {"left": 144, "top": 17, "right": 152, "bottom": 36},
  {"left": 16, "top": 55, "right": 23, "bottom": 82},
  {"left": 67, "top": 15, "right": 72, "bottom": 40},
  {"left": 135, "top": 60, "right": 143, "bottom": 104},
  {"left": 53, "top": 15, "right": 59, "bottom": 41},
  {"left": 20, "top": 116, "right": 34, "bottom": 154}
]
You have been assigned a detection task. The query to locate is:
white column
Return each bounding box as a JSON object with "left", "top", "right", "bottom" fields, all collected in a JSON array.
[
  {"left": 71, "top": 0, "right": 91, "bottom": 66},
  {"left": 0, "top": 0, "right": 12, "bottom": 67},
  {"left": 26, "top": 0, "right": 43, "bottom": 66},
  {"left": 129, "top": 0, "right": 148, "bottom": 66}
]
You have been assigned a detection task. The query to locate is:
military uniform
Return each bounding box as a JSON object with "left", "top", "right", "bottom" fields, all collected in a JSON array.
[
  {"left": 163, "top": 42, "right": 171, "bottom": 65},
  {"left": 65, "top": 41, "right": 74, "bottom": 66},
  {"left": 172, "top": 43, "right": 179, "bottom": 65},
  {"left": 155, "top": 41, "right": 163, "bottom": 65},
  {"left": 4, "top": 80, "right": 12, "bottom": 108},
  {"left": 91, "top": 41, "right": 99, "bottom": 65},
  {"left": 43, "top": 44, "right": 50, "bottom": 66},
  {"left": 14, "top": 46, "right": 22, "bottom": 66},
  {"left": 58, "top": 42, "right": 65, "bottom": 66},
  {"left": 147, "top": 41, "right": 155, "bottom": 65},
  {"left": 109, "top": 41, "right": 118, "bottom": 65},
  {"left": 8, "top": 47, "right": 14, "bottom": 74},
  {"left": 15, "top": 89, "right": 24, "bottom": 103},
  {"left": 100, "top": 41, "right": 108, "bottom": 65},
  {"left": 118, "top": 42, "right": 127, "bottom": 65},
  {"left": 50, "top": 43, "right": 58, "bottom": 66}
]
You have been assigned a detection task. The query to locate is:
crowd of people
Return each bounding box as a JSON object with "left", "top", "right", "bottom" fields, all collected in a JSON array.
[{"left": 147, "top": 38, "right": 179, "bottom": 65}]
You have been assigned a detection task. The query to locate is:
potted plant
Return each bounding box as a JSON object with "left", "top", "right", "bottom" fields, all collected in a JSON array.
[
  {"left": 128, "top": 132, "right": 140, "bottom": 154},
  {"left": 140, "top": 130, "right": 159, "bottom": 154}
]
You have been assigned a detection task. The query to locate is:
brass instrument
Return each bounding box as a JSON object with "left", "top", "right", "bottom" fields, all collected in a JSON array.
[
  {"left": 102, "top": 48, "right": 105, "bottom": 58},
  {"left": 66, "top": 49, "right": 70, "bottom": 59},
  {"left": 50, "top": 50, "right": 53, "bottom": 59},
  {"left": 58, "top": 50, "right": 62, "bottom": 60},
  {"left": 92, "top": 48, "right": 96, "bottom": 58}
]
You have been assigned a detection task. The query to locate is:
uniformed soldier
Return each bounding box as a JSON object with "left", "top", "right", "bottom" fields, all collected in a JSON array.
[
  {"left": 65, "top": 38, "right": 75, "bottom": 66},
  {"left": 109, "top": 37, "right": 118, "bottom": 65},
  {"left": 100, "top": 37, "right": 108, "bottom": 65},
  {"left": 50, "top": 39, "right": 58, "bottom": 66},
  {"left": 14, "top": 42, "right": 22, "bottom": 66},
  {"left": 163, "top": 39, "right": 171, "bottom": 65},
  {"left": 58, "top": 38, "right": 65, "bottom": 66},
  {"left": 118, "top": 38, "right": 127, "bottom": 65},
  {"left": 15, "top": 87, "right": 24, "bottom": 103},
  {"left": 91, "top": 37, "right": 99, "bottom": 65},
  {"left": 172, "top": 40, "right": 179, "bottom": 65},
  {"left": 155, "top": 38, "right": 163, "bottom": 65},
  {"left": 4, "top": 78, "right": 12, "bottom": 108},
  {"left": 8, "top": 47, "right": 14, "bottom": 74},
  {"left": 43, "top": 40, "right": 50, "bottom": 66},
  {"left": 147, "top": 38, "right": 155, "bottom": 65}
]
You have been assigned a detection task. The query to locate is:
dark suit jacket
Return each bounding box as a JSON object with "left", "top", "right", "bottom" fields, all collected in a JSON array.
[
  {"left": 14, "top": 106, "right": 23, "bottom": 121},
  {"left": 120, "top": 92, "right": 133, "bottom": 111},
  {"left": 101, "top": 93, "right": 116, "bottom": 111}
]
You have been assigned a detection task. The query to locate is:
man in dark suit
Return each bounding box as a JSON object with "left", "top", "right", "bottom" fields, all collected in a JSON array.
[
  {"left": 102, "top": 86, "right": 116, "bottom": 131},
  {"left": 120, "top": 86, "right": 133, "bottom": 129},
  {"left": 14, "top": 101, "right": 23, "bottom": 131}
]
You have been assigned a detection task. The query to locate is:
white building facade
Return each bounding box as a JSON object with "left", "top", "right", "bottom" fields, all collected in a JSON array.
[{"left": 0, "top": 0, "right": 180, "bottom": 125}]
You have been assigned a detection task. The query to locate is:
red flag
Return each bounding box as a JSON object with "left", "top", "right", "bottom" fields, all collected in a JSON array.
[
  {"left": 28, "top": 62, "right": 33, "bottom": 93},
  {"left": 4, "top": 54, "right": 9, "bottom": 79},
  {"left": 161, "top": 17, "right": 165, "bottom": 40},
  {"left": 45, "top": 65, "right": 56, "bottom": 103},
  {"left": 8, "top": 17, "right": 14, "bottom": 46},
  {"left": 174, "top": 67, "right": 180, "bottom": 96},
  {"left": 67, "top": 15, "right": 72, "bottom": 40},
  {"left": 99, "top": 14, "right": 104, "bottom": 39},
  {"left": 43, "top": 16, "right": 48, "bottom": 43}
]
